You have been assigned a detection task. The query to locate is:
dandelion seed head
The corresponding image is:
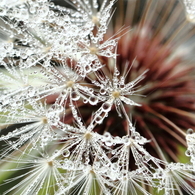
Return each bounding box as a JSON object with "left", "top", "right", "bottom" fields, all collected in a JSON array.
[{"left": 0, "top": 0, "right": 195, "bottom": 194}]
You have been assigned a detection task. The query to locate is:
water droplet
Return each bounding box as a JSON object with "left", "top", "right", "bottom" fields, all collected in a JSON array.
[
  {"left": 102, "top": 102, "right": 112, "bottom": 112},
  {"left": 95, "top": 115, "right": 102, "bottom": 124},
  {"left": 185, "top": 149, "right": 191, "bottom": 157},
  {"left": 71, "top": 91, "right": 80, "bottom": 101},
  {"left": 89, "top": 96, "right": 98, "bottom": 105},
  {"left": 105, "top": 139, "right": 113, "bottom": 146},
  {"left": 63, "top": 150, "right": 70, "bottom": 157},
  {"left": 100, "top": 88, "right": 106, "bottom": 95},
  {"left": 84, "top": 65, "right": 91, "bottom": 73},
  {"left": 54, "top": 104, "right": 64, "bottom": 112},
  {"left": 29, "top": 6, "right": 37, "bottom": 14},
  {"left": 104, "top": 132, "right": 111, "bottom": 138},
  {"left": 83, "top": 98, "right": 88, "bottom": 103},
  {"left": 144, "top": 155, "right": 151, "bottom": 162},
  {"left": 187, "top": 128, "right": 194, "bottom": 134}
]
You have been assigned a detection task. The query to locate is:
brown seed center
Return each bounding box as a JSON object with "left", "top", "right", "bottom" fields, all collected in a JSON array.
[
  {"left": 84, "top": 132, "right": 92, "bottom": 140},
  {"left": 90, "top": 169, "right": 95, "bottom": 174},
  {"left": 92, "top": 16, "right": 99, "bottom": 25},
  {"left": 48, "top": 161, "right": 53, "bottom": 167},
  {"left": 42, "top": 117, "right": 48, "bottom": 124},
  {"left": 112, "top": 91, "right": 120, "bottom": 98},
  {"left": 90, "top": 47, "right": 98, "bottom": 54},
  {"left": 66, "top": 80, "right": 74, "bottom": 88}
]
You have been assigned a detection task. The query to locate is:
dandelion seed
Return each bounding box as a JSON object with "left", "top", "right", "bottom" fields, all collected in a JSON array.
[
  {"left": 112, "top": 169, "right": 152, "bottom": 195},
  {"left": 56, "top": 121, "right": 112, "bottom": 166},
  {"left": 1, "top": 148, "right": 65, "bottom": 195},
  {"left": 154, "top": 162, "right": 195, "bottom": 195},
  {"left": 90, "top": 62, "right": 147, "bottom": 125},
  {"left": 58, "top": 162, "right": 113, "bottom": 195},
  {"left": 0, "top": 100, "right": 65, "bottom": 157}
]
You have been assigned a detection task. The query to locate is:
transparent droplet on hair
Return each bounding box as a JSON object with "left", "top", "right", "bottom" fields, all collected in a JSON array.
[
  {"left": 89, "top": 96, "right": 98, "bottom": 105},
  {"left": 185, "top": 149, "right": 191, "bottom": 157},
  {"left": 104, "top": 132, "right": 111, "bottom": 140},
  {"left": 105, "top": 139, "right": 113, "bottom": 146},
  {"left": 55, "top": 104, "right": 64, "bottom": 112},
  {"left": 187, "top": 128, "right": 194, "bottom": 134},
  {"left": 144, "top": 155, "right": 151, "bottom": 162},
  {"left": 83, "top": 98, "right": 88, "bottom": 104},
  {"left": 84, "top": 65, "right": 91, "bottom": 73},
  {"left": 0, "top": 9, "right": 6, "bottom": 16},
  {"left": 4, "top": 42, "right": 13, "bottom": 51},
  {"left": 100, "top": 88, "right": 106, "bottom": 95},
  {"left": 102, "top": 102, "right": 112, "bottom": 112},
  {"left": 63, "top": 150, "right": 70, "bottom": 157},
  {"left": 95, "top": 115, "right": 102, "bottom": 124},
  {"left": 29, "top": 6, "right": 37, "bottom": 14},
  {"left": 115, "top": 70, "right": 120, "bottom": 76},
  {"left": 38, "top": 6, "right": 49, "bottom": 17},
  {"left": 71, "top": 91, "right": 80, "bottom": 101},
  {"left": 111, "top": 150, "right": 116, "bottom": 155}
]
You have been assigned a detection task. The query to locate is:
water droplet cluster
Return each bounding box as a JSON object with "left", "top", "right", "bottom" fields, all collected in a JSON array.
[
  {"left": 183, "top": 0, "right": 195, "bottom": 22},
  {"left": 0, "top": 0, "right": 194, "bottom": 195}
]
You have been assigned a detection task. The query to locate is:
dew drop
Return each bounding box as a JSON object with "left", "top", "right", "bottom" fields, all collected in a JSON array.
[
  {"left": 187, "top": 128, "right": 194, "bottom": 134},
  {"left": 95, "top": 115, "right": 102, "bottom": 124},
  {"left": 102, "top": 102, "right": 112, "bottom": 112},
  {"left": 105, "top": 139, "right": 113, "bottom": 146},
  {"left": 104, "top": 132, "right": 111, "bottom": 138},
  {"left": 89, "top": 96, "right": 98, "bottom": 105},
  {"left": 55, "top": 104, "right": 64, "bottom": 112},
  {"left": 63, "top": 150, "right": 70, "bottom": 157},
  {"left": 84, "top": 65, "right": 91, "bottom": 73},
  {"left": 185, "top": 149, "right": 191, "bottom": 157},
  {"left": 83, "top": 98, "right": 88, "bottom": 103},
  {"left": 29, "top": 6, "right": 37, "bottom": 14},
  {"left": 144, "top": 155, "right": 151, "bottom": 162},
  {"left": 71, "top": 91, "right": 80, "bottom": 101},
  {"left": 100, "top": 88, "right": 106, "bottom": 95}
]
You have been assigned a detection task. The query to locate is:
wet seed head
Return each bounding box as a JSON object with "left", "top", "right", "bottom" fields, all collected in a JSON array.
[{"left": 41, "top": 117, "right": 48, "bottom": 124}]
